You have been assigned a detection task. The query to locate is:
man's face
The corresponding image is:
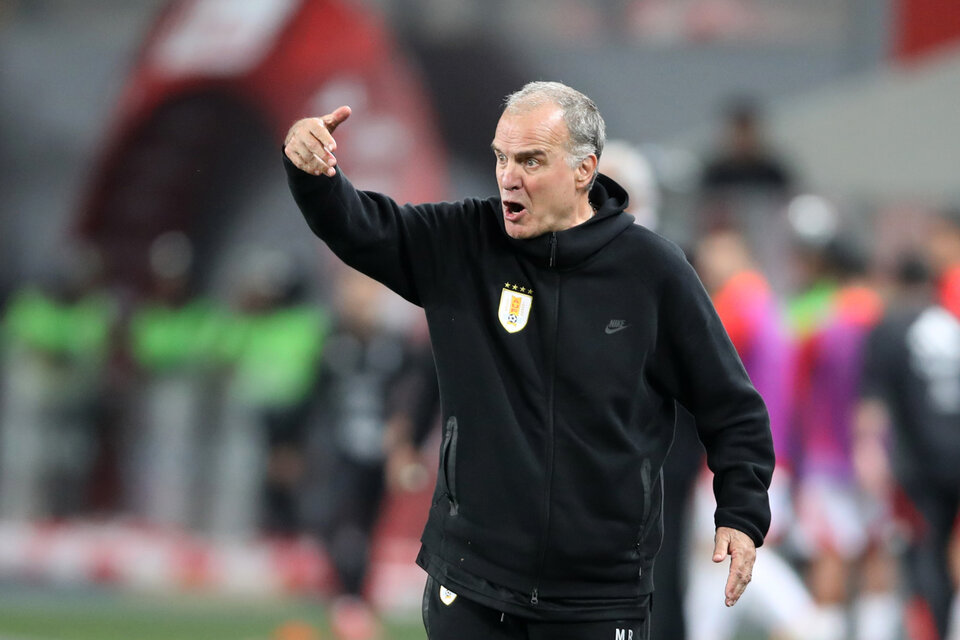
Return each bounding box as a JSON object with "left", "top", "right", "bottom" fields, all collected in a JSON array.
[{"left": 492, "top": 103, "right": 585, "bottom": 240}]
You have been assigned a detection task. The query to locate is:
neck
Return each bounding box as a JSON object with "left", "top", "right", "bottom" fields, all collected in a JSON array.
[{"left": 567, "top": 195, "right": 595, "bottom": 229}]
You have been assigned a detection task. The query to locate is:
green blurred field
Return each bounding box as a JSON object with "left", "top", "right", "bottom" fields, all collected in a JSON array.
[{"left": 0, "top": 584, "right": 425, "bottom": 640}]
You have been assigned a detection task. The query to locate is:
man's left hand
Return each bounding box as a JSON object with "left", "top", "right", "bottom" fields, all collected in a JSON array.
[{"left": 712, "top": 526, "right": 756, "bottom": 607}]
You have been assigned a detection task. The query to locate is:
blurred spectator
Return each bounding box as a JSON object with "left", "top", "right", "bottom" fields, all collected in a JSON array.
[
  {"left": 698, "top": 98, "right": 797, "bottom": 292},
  {"left": 0, "top": 245, "right": 116, "bottom": 519},
  {"left": 210, "top": 250, "right": 327, "bottom": 538},
  {"left": 599, "top": 140, "right": 660, "bottom": 230},
  {"left": 686, "top": 228, "right": 815, "bottom": 640},
  {"left": 793, "top": 235, "right": 901, "bottom": 640},
  {"left": 701, "top": 97, "right": 794, "bottom": 196},
  {"left": 786, "top": 196, "right": 843, "bottom": 338},
  {"left": 304, "top": 268, "right": 421, "bottom": 640},
  {"left": 860, "top": 209, "right": 960, "bottom": 640},
  {"left": 126, "top": 231, "right": 223, "bottom": 528},
  {"left": 382, "top": 330, "right": 439, "bottom": 498}
]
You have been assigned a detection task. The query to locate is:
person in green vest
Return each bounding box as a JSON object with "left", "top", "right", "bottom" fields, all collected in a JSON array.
[
  {"left": 0, "top": 246, "right": 115, "bottom": 519},
  {"left": 210, "top": 249, "right": 328, "bottom": 538},
  {"left": 127, "top": 231, "right": 224, "bottom": 528}
]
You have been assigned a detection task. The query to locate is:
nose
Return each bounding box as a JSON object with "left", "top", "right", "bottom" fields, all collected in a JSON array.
[{"left": 499, "top": 161, "right": 521, "bottom": 191}]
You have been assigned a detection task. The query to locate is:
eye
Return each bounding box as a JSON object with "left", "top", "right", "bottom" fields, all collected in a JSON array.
[
  {"left": 495, "top": 152, "right": 506, "bottom": 164},
  {"left": 525, "top": 157, "right": 540, "bottom": 168}
]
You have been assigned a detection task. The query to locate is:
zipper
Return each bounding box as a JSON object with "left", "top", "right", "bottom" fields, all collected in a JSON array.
[
  {"left": 441, "top": 416, "right": 459, "bottom": 515},
  {"left": 532, "top": 232, "right": 560, "bottom": 606},
  {"left": 635, "top": 459, "right": 654, "bottom": 576}
]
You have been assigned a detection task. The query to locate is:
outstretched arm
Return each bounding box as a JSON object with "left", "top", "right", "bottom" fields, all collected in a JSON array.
[{"left": 281, "top": 106, "right": 479, "bottom": 308}]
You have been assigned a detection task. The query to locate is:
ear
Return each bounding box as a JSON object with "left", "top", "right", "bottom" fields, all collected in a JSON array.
[{"left": 575, "top": 154, "right": 598, "bottom": 191}]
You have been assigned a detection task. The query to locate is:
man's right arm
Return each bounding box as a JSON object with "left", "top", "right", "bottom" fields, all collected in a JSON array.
[{"left": 282, "top": 108, "right": 460, "bottom": 307}]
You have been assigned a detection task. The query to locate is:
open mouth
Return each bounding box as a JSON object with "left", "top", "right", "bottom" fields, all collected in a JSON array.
[{"left": 503, "top": 201, "right": 527, "bottom": 220}]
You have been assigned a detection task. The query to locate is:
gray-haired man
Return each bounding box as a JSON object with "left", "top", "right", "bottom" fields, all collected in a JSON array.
[{"left": 283, "top": 81, "right": 774, "bottom": 639}]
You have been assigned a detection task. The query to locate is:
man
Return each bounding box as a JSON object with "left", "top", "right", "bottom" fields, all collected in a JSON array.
[
  {"left": 700, "top": 97, "right": 793, "bottom": 196},
  {"left": 309, "top": 267, "right": 419, "bottom": 640},
  {"left": 283, "top": 81, "right": 774, "bottom": 639},
  {"left": 859, "top": 211, "right": 960, "bottom": 640}
]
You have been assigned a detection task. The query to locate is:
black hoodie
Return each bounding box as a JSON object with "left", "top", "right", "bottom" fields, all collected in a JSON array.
[{"left": 284, "top": 156, "right": 774, "bottom": 621}]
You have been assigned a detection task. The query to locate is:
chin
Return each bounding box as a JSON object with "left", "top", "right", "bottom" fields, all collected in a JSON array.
[
  {"left": 505, "top": 220, "right": 536, "bottom": 240},
  {"left": 505, "top": 226, "right": 530, "bottom": 240}
]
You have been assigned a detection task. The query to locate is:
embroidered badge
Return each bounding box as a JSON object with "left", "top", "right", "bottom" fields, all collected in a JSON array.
[
  {"left": 439, "top": 585, "right": 458, "bottom": 605},
  {"left": 498, "top": 283, "right": 533, "bottom": 333}
]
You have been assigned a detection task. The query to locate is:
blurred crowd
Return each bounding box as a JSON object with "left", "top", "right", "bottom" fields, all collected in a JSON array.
[
  {"left": 1, "top": 91, "right": 959, "bottom": 640},
  {"left": 627, "top": 102, "right": 960, "bottom": 640},
  {"left": 0, "top": 227, "right": 440, "bottom": 636}
]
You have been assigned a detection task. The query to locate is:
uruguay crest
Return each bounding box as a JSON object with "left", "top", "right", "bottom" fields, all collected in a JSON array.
[{"left": 498, "top": 283, "right": 533, "bottom": 333}]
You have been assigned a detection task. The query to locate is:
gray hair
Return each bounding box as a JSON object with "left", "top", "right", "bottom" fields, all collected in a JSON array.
[{"left": 503, "top": 81, "right": 606, "bottom": 176}]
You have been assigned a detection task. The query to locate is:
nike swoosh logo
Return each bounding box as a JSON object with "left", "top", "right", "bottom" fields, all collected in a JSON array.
[{"left": 605, "top": 325, "right": 630, "bottom": 334}]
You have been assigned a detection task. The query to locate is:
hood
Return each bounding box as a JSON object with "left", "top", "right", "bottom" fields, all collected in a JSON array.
[{"left": 497, "top": 173, "right": 635, "bottom": 269}]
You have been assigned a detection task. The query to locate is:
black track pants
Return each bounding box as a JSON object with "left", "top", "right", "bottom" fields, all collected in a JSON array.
[{"left": 421, "top": 576, "right": 650, "bottom": 640}]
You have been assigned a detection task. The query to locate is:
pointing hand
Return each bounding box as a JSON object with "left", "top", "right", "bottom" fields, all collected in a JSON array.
[{"left": 284, "top": 105, "right": 352, "bottom": 177}]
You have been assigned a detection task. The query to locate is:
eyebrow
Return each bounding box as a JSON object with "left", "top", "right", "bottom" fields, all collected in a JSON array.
[{"left": 491, "top": 144, "right": 548, "bottom": 158}]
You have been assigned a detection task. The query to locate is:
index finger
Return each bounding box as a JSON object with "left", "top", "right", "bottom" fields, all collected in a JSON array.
[
  {"left": 724, "top": 549, "right": 755, "bottom": 607},
  {"left": 309, "top": 117, "right": 337, "bottom": 154}
]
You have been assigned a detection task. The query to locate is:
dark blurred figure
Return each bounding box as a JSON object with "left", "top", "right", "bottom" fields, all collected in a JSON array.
[
  {"left": 860, "top": 210, "right": 960, "bottom": 640},
  {"left": 212, "top": 250, "right": 327, "bottom": 538},
  {"left": 701, "top": 97, "right": 794, "bottom": 196},
  {"left": 699, "top": 98, "right": 797, "bottom": 292},
  {"left": 126, "top": 231, "right": 222, "bottom": 528},
  {"left": 0, "top": 245, "right": 115, "bottom": 519},
  {"left": 305, "top": 268, "right": 423, "bottom": 640}
]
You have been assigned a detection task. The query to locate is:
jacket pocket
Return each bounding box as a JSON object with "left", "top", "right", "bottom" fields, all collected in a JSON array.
[
  {"left": 635, "top": 458, "right": 658, "bottom": 562},
  {"left": 439, "top": 416, "right": 459, "bottom": 515}
]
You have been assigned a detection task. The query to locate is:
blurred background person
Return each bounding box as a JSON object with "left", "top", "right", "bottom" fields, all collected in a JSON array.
[
  {"left": 211, "top": 249, "right": 328, "bottom": 539},
  {"left": 0, "top": 246, "right": 116, "bottom": 520},
  {"left": 860, "top": 209, "right": 960, "bottom": 640},
  {"left": 599, "top": 139, "right": 660, "bottom": 231},
  {"left": 698, "top": 97, "right": 799, "bottom": 293},
  {"left": 303, "top": 267, "right": 422, "bottom": 640},
  {"left": 700, "top": 97, "right": 794, "bottom": 198},
  {"left": 685, "top": 228, "right": 815, "bottom": 640},
  {"left": 793, "top": 235, "right": 902, "bottom": 640},
  {"left": 126, "top": 231, "right": 223, "bottom": 529},
  {"left": 785, "top": 195, "right": 843, "bottom": 339}
]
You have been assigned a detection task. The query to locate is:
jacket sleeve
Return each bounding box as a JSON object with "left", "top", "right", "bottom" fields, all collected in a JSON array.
[
  {"left": 656, "top": 254, "right": 774, "bottom": 547},
  {"left": 283, "top": 153, "right": 465, "bottom": 307}
]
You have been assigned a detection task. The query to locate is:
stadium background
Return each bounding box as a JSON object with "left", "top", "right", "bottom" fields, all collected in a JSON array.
[{"left": 0, "top": 0, "right": 958, "bottom": 639}]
